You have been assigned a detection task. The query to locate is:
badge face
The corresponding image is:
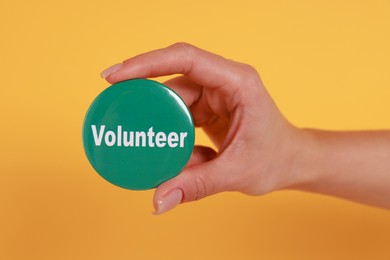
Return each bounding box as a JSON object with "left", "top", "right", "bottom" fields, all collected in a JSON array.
[{"left": 82, "top": 79, "right": 195, "bottom": 190}]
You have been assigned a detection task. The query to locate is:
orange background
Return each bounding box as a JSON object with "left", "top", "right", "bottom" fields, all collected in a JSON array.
[{"left": 0, "top": 0, "right": 389, "bottom": 259}]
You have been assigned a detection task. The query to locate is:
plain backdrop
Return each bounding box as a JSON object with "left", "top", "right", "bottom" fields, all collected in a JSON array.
[{"left": 0, "top": 0, "right": 389, "bottom": 259}]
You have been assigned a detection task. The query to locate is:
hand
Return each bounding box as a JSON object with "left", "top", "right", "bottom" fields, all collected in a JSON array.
[
  {"left": 101, "top": 42, "right": 390, "bottom": 213},
  {"left": 101, "top": 43, "right": 310, "bottom": 214}
]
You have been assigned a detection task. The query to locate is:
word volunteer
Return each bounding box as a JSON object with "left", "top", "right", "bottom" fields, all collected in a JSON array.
[{"left": 91, "top": 125, "right": 188, "bottom": 148}]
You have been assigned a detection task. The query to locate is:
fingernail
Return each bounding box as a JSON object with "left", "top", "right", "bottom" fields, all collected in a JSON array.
[
  {"left": 154, "top": 189, "right": 183, "bottom": 215},
  {"left": 100, "top": 63, "right": 123, "bottom": 78}
]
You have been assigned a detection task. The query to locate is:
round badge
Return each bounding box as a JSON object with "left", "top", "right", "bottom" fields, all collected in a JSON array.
[{"left": 82, "top": 79, "right": 195, "bottom": 190}]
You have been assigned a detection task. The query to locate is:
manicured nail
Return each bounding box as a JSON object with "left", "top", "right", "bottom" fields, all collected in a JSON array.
[
  {"left": 154, "top": 189, "right": 183, "bottom": 215},
  {"left": 100, "top": 63, "right": 123, "bottom": 78}
]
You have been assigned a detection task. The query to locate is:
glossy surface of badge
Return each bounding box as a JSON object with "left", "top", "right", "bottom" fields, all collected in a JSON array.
[{"left": 82, "top": 79, "right": 195, "bottom": 190}]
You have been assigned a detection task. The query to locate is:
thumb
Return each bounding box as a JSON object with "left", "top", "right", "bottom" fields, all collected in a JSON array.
[{"left": 153, "top": 147, "right": 233, "bottom": 215}]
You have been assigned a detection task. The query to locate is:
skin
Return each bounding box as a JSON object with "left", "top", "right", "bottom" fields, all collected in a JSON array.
[{"left": 103, "top": 42, "right": 390, "bottom": 213}]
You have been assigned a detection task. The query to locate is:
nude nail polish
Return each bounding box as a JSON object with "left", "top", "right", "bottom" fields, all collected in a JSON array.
[
  {"left": 100, "top": 63, "right": 123, "bottom": 78},
  {"left": 154, "top": 189, "right": 183, "bottom": 215}
]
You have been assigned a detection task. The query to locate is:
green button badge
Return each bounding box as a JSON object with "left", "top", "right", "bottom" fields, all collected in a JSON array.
[{"left": 82, "top": 79, "right": 195, "bottom": 190}]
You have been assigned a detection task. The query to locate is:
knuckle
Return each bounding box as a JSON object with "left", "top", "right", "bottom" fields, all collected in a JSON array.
[
  {"left": 242, "top": 63, "right": 258, "bottom": 74},
  {"left": 194, "top": 174, "right": 211, "bottom": 200},
  {"left": 170, "top": 42, "right": 195, "bottom": 54},
  {"left": 228, "top": 62, "right": 260, "bottom": 89},
  {"left": 234, "top": 63, "right": 264, "bottom": 94},
  {"left": 169, "top": 42, "right": 196, "bottom": 74},
  {"left": 239, "top": 63, "right": 260, "bottom": 80}
]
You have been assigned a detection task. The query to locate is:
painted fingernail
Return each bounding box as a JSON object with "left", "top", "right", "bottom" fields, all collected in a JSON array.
[
  {"left": 154, "top": 189, "right": 183, "bottom": 215},
  {"left": 100, "top": 63, "right": 123, "bottom": 78}
]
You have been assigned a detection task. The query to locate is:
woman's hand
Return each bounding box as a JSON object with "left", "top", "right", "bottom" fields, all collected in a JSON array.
[
  {"left": 101, "top": 42, "right": 390, "bottom": 214},
  {"left": 101, "top": 43, "right": 310, "bottom": 214}
]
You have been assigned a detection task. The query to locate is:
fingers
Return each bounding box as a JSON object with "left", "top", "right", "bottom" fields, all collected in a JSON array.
[
  {"left": 186, "top": 145, "right": 217, "bottom": 168},
  {"left": 163, "top": 76, "right": 221, "bottom": 127},
  {"left": 162, "top": 76, "right": 203, "bottom": 108},
  {"left": 104, "top": 42, "right": 241, "bottom": 95},
  {"left": 153, "top": 146, "right": 235, "bottom": 215},
  {"left": 99, "top": 43, "right": 267, "bottom": 215}
]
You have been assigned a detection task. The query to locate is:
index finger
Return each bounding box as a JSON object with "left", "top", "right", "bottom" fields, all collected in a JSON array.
[{"left": 105, "top": 43, "right": 239, "bottom": 93}]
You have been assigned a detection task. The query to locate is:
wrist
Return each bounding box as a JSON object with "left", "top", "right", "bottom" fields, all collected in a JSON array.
[{"left": 280, "top": 127, "right": 322, "bottom": 191}]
